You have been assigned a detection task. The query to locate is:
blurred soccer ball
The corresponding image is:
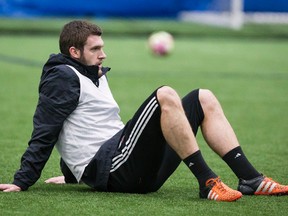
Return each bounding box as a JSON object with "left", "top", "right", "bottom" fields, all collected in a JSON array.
[{"left": 148, "top": 31, "right": 174, "bottom": 56}]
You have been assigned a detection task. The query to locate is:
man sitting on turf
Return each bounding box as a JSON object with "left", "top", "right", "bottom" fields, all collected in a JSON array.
[{"left": 0, "top": 20, "right": 287, "bottom": 201}]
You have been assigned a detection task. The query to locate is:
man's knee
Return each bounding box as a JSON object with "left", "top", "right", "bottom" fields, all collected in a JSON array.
[
  {"left": 157, "top": 86, "right": 182, "bottom": 110},
  {"left": 199, "top": 89, "right": 221, "bottom": 113}
]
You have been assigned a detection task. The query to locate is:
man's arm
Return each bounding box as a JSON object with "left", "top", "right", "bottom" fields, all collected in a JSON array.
[{"left": 0, "top": 66, "right": 80, "bottom": 192}]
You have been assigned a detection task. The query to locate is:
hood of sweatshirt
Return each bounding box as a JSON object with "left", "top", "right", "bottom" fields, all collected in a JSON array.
[{"left": 41, "top": 53, "right": 110, "bottom": 86}]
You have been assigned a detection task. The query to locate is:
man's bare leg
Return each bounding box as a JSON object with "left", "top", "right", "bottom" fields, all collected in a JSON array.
[
  {"left": 199, "top": 89, "right": 239, "bottom": 157},
  {"left": 157, "top": 86, "right": 200, "bottom": 159},
  {"left": 198, "top": 89, "right": 260, "bottom": 180}
]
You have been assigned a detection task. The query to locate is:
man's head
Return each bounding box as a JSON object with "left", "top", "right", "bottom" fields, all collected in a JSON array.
[
  {"left": 59, "top": 20, "right": 102, "bottom": 56},
  {"left": 59, "top": 20, "right": 106, "bottom": 67}
]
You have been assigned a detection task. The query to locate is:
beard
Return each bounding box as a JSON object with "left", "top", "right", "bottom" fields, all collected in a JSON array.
[{"left": 78, "top": 54, "right": 89, "bottom": 66}]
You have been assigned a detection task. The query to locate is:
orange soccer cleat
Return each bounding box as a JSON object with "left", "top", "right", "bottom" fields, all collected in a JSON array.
[{"left": 200, "top": 177, "right": 242, "bottom": 202}]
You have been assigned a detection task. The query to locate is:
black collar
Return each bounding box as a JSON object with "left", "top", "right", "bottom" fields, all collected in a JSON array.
[{"left": 64, "top": 55, "right": 111, "bottom": 87}]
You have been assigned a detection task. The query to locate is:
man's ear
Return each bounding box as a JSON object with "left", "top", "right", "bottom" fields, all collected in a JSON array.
[{"left": 69, "top": 47, "right": 80, "bottom": 59}]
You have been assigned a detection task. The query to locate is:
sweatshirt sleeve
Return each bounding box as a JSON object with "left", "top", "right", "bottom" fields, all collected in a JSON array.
[{"left": 13, "top": 65, "right": 80, "bottom": 190}]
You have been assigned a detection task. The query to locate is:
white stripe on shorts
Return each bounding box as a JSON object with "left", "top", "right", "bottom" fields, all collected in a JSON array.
[{"left": 110, "top": 96, "right": 159, "bottom": 172}]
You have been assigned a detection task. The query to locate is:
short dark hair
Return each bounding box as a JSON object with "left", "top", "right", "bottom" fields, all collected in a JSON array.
[{"left": 59, "top": 20, "right": 103, "bottom": 56}]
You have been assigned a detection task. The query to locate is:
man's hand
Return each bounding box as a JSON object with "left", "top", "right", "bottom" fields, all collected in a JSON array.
[
  {"left": 0, "top": 184, "right": 21, "bottom": 192},
  {"left": 45, "top": 176, "right": 66, "bottom": 184}
]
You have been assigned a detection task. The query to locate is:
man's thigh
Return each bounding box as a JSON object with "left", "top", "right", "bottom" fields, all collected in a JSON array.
[{"left": 108, "top": 88, "right": 168, "bottom": 193}]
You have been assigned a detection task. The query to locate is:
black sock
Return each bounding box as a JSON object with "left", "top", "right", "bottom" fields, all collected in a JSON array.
[
  {"left": 222, "top": 146, "right": 260, "bottom": 180},
  {"left": 183, "top": 150, "right": 217, "bottom": 188}
]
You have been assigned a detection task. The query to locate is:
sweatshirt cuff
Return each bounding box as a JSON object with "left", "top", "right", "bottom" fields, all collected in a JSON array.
[{"left": 12, "top": 179, "right": 29, "bottom": 191}]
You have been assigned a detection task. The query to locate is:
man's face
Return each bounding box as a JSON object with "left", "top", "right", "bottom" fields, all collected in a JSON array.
[{"left": 79, "top": 35, "right": 106, "bottom": 67}]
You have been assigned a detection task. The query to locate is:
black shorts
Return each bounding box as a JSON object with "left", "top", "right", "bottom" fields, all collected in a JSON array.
[{"left": 63, "top": 88, "right": 204, "bottom": 193}]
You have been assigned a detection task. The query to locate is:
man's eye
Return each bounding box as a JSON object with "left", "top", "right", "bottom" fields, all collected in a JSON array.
[{"left": 92, "top": 47, "right": 100, "bottom": 51}]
